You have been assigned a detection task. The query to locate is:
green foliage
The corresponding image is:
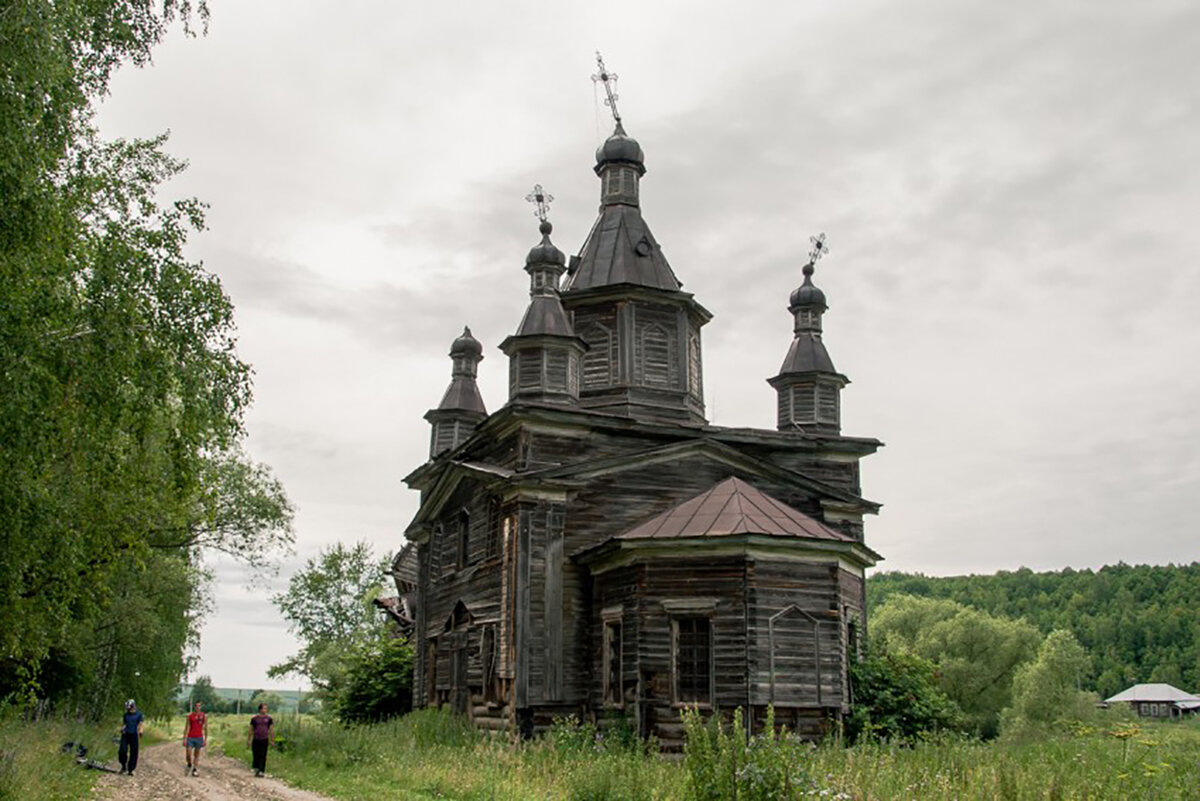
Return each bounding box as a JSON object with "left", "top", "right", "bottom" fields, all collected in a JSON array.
[
  {"left": 0, "top": 713, "right": 116, "bottom": 800},
  {"left": 0, "top": 0, "right": 291, "bottom": 718},
  {"left": 847, "top": 650, "right": 965, "bottom": 743},
  {"left": 187, "top": 676, "right": 221, "bottom": 711},
  {"left": 1002, "top": 629, "right": 1098, "bottom": 736},
  {"left": 324, "top": 635, "right": 413, "bottom": 724},
  {"left": 682, "top": 707, "right": 829, "bottom": 801},
  {"left": 869, "top": 563, "right": 1200, "bottom": 698},
  {"left": 269, "top": 541, "right": 389, "bottom": 682},
  {"left": 872, "top": 595, "right": 1042, "bottom": 737}
]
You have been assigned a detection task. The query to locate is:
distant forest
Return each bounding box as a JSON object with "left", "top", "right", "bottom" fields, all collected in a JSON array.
[{"left": 867, "top": 563, "right": 1200, "bottom": 699}]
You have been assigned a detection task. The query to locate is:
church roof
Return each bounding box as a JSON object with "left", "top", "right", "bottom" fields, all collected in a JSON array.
[
  {"left": 616, "top": 476, "right": 853, "bottom": 542},
  {"left": 435, "top": 375, "right": 487, "bottom": 414},
  {"left": 562, "top": 204, "right": 681, "bottom": 292},
  {"left": 776, "top": 334, "right": 838, "bottom": 375}
]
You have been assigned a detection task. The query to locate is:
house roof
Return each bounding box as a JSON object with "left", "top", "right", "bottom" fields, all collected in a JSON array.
[
  {"left": 1104, "top": 683, "right": 1200, "bottom": 704},
  {"left": 616, "top": 476, "right": 853, "bottom": 543}
]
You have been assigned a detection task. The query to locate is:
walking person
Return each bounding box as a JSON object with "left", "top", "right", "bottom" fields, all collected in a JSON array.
[
  {"left": 117, "top": 699, "right": 144, "bottom": 776},
  {"left": 247, "top": 703, "right": 274, "bottom": 777},
  {"left": 183, "top": 700, "right": 208, "bottom": 776}
]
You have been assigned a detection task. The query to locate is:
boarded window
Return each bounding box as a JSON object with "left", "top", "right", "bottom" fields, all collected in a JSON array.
[
  {"left": 673, "top": 617, "right": 712, "bottom": 705},
  {"left": 485, "top": 497, "right": 502, "bottom": 559},
  {"left": 456, "top": 510, "right": 470, "bottom": 569},
  {"left": 639, "top": 323, "right": 672, "bottom": 388},
  {"left": 582, "top": 323, "right": 616, "bottom": 387},
  {"left": 687, "top": 330, "right": 702, "bottom": 397},
  {"left": 517, "top": 351, "right": 542, "bottom": 391},
  {"left": 790, "top": 383, "right": 816, "bottom": 424},
  {"left": 481, "top": 625, "right": 499, "bottom": 703},
  {"left": 545, "top": 349, "right": 568, "bottom": 392},
  {"left": 816, "top": 382, "right": 839, "bottom": 425},
  {"left": 603, "top": 619, "right": 622, "bottom": 706}
]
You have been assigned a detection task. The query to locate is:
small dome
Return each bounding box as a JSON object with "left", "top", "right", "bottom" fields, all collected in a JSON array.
[
  {"left": 526, "top": 220, "right": 565, "bottom": 266},
  {"left": 595, "top": 122, "right": 645, "bottom": 170},
  {"left": 789, "top": 280, "right": 827, "bottom": 309},
  {"left": 450, "top": 326, "right": 483, "bottom": 359},
  {"left": 789, "top": 263, "right": 827, "bottom": 309}
]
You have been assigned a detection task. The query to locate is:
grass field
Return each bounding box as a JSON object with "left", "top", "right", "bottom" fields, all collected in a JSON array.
[
  {"left": 212, "top": 709, "right": 1200, "bottom": 801},
  {"left": 0, "top": 713, "right": 121, "bottom": 801},
  {"left": 8, "top": 709, "right": 1199, "bottom": 800}
]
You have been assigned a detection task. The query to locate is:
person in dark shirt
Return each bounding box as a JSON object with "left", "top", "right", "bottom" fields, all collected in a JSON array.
[
  {"left": 117, "top": 699, "right": 144, "bottom": 776},
  {"left": 247, "top": 703, "right": 274, "bottom": 777}
]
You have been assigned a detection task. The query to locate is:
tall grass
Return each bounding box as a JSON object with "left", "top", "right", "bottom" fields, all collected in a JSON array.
[
  {"left": 218, "top": 709, "right": 1200, "bottom": 801},
  {"left": 0, "top": 711, "right": 116, "bottom": 801}
]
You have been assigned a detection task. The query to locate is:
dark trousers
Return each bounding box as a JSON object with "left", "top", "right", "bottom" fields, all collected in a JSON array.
[
  {"left": 251, "top": 738, "right": 269, "bottom": 773},
  {"left": 118, "top": 732, "right": 139, "bottom": 772}
]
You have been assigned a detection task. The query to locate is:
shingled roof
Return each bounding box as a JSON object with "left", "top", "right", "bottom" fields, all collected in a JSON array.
[
  {"left": 1105, "top": 683, "right": 1200, "bottom": 704},
  {"left": 617, "top": 476, "right": 853, "bottom": 542}
]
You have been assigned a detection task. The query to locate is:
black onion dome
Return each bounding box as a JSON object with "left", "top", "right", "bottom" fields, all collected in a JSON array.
[
  {"left": 789, "top": 264, "right": 827, "bottom": 309},
  {"left": 595, "top": 122, "right": 645, "bottom": 171},
  {"left": 526, "top": 220, "right": 565, "bottom": 266},
  {"left": 450, "top": 326, "right": 483, "bottom": 359}
]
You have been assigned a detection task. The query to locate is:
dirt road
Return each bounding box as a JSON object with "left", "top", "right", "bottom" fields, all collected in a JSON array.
[{"left": 91, "top": 741, "right": 335, "bottom": 801}]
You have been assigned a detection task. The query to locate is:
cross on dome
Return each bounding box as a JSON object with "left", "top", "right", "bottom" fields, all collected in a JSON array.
[
  {"left": 525, "top": 184, "right": 554, "bottom": 223},
  {"left": 591, "top": 51, "right": 622, "bottom": 125}
]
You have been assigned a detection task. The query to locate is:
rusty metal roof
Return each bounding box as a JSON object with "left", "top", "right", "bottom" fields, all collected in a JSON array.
[{"left": 616, "top": 476, "right": 853, "bottom": 542}]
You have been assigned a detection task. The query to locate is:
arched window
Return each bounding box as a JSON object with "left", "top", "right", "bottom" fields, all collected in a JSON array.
[{"left": 581, "top": 323, "right": 616, "bottom": 387}]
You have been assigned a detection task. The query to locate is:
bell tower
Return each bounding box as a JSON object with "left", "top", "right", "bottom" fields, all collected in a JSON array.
[{"left": 768, "top": 234, "right": 848, "bottom": 434}]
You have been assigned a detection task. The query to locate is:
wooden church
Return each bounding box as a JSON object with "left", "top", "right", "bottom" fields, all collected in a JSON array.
[{"left": 400, "top": 68, "right": 883, "bottom": 747}]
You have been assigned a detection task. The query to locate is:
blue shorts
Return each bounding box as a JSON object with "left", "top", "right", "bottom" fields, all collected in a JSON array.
[{"left": 186, "top": 737, "right": 205, "bottom": 749}]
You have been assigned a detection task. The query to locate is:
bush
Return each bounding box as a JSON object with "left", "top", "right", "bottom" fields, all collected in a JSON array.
[{"left": 847, "top": 650, "right": 965, "bottom": 744}]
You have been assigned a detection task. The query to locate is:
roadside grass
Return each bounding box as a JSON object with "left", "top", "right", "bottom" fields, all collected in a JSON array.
[
  {"left": 0, "top": 712, "right": 118, "bottom": 801},
  {"left": 212, "top": 710, "right": 1200, "bottom": 801}
]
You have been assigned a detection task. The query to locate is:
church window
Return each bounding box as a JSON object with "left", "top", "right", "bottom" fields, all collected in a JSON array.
[
  {"left": 688, "top": 331, "right": 702, "bottom": 397},
  {"left": 791, "top": 383, "right": 816, "bottom": 424},
  {"left": 639, "top": 323, "right": 673, "bottom": 388},
  {"left": 485, "top": 497, "right": 502, "bottom": 559},
  {"left": 517, "top": 351, "right": 542, "bottom": 391},
  {"left": 545, "top": 350, "right": 569, "bottom": 392},
  {"left": 603, "top": 614, "right": 622, "bottom": 707},
  {"left": 480, "top": 625, "right": 499, "bottom": 703},
  {"left": 672, "top": 616, "right": 712, "bottom": 705},
  {"left": 582, "top": 323, "right": 616, "bottom": 387},
  {"left": 456, "top": 510, "right": 470, "bottom": 569},
  {"left": 426, "top": 641, "right": 438, "bottom": 706},
  {"left": 816, "top": 382, "right": 839, "bottom": 425}
]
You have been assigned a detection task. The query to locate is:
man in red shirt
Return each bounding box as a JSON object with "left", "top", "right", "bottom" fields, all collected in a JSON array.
[{"left": 183, "top": 701, "right": 208, "bottom": 776}]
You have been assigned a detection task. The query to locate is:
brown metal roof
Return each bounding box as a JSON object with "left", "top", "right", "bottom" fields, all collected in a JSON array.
[{"left": 616, "top": 476, "right": 853, "bottom": 542}]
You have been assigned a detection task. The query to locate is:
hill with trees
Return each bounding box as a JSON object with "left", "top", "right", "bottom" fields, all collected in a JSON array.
[{"left": 867, "top": 563, "right": 1200, "bottom": 699}]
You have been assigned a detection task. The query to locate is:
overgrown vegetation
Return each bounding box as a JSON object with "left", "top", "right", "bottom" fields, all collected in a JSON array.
[
  {"left": 207, "top": 708, "right": 1200, "bottom": 801},
  {"left": 0, "top": 713, "right": 117, "bottom": 800},
  {"left": 869, "top": 563, "right": 1200, "bottom": 697},
  {"left": 0, "top": 1, "right": 293, "bottom": 719}
]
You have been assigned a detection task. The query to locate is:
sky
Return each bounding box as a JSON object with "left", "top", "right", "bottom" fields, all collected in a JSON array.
[{"left": 97, "top": 0, "right": 1200, "bottom": 690}]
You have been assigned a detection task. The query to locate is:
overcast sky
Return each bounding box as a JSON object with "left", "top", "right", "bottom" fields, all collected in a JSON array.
[{"left": 97, "top": 0, "right": 1200, "bottom": 690}]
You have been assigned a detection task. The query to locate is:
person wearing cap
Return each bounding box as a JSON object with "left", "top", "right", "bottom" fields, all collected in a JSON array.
[
  {"left": 183, "top": 700, "right": 208, "bottom": 776},
  {"left": 117, "top": 699, "right": 144, "bottom": 776}
]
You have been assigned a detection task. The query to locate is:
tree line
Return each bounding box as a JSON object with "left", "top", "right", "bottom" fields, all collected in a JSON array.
[
  {"left": 867, "top": 563, "right": 1200, "bottom": 700},
  {"left": 1, "top": 1, "right": 292, "bottom": 719}
]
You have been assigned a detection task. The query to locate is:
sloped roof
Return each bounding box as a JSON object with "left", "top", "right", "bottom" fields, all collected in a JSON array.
[
  {"left": 1104, "top": 683, "right": 1200, "bottom": 704},
  {"left": 563, "top": 204, "right": 681, "bottom": 292},
  {"left": 617, "top": 476, "right": 853, "bottom": 542}
]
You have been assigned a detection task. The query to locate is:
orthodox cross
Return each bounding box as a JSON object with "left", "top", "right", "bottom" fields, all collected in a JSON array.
[
  {"left": 591, "top": 51, "right": 622, "bottom": 125},
  {"left": 803, "top": 233, "right": 829, "bottom": 278},
  {"left": 808, "top": 233, "right": 829, "bottom": 264},
  {"left": 525, "top": 184, "right": 554, "bottom": 222}
]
